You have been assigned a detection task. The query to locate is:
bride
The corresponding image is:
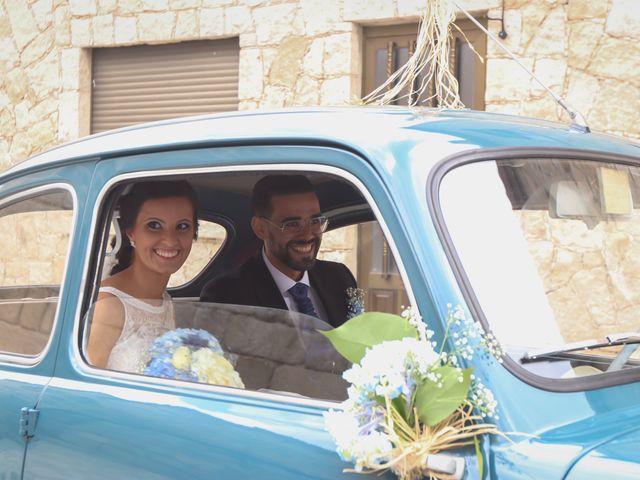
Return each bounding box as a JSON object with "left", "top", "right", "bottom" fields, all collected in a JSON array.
[{"left": 87, "top": 180, "right": 198, "bottom": 371}]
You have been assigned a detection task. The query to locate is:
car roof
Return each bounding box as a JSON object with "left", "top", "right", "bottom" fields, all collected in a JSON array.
[{"left": 5, "top": 106, "right": 640, "bottom": 180}]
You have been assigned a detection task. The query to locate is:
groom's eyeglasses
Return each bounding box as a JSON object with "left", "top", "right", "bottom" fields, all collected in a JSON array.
[{"left": 260, "top": 215, "right": 329, "bottom": 234}]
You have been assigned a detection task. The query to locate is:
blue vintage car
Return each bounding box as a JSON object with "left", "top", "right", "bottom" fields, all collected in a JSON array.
[{"left": 2, "top": 107, "right": 640, "bottom": 479}]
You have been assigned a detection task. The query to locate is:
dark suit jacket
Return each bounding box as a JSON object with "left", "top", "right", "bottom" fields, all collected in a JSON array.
[{"left": 200, "top": 254, "right": 357, "bottom": 327}]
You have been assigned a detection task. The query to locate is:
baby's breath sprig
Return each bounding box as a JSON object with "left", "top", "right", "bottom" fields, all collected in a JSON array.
[
  {"left": 401, "top": 306, "right": 434, "bottom": 346},
  {"left": 481, "top": 331, "right": 506, "bottom": 362},
  {"left": 470, "top": 376, "right": 499, "bottom": 419},
  {"left": 444, "top": 304, "right": 505, "bottom": 364}
]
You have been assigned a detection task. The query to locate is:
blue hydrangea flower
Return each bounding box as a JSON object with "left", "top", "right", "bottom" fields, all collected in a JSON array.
[{"left": 142, "top": 328, "right": 244, "bottom": 388}]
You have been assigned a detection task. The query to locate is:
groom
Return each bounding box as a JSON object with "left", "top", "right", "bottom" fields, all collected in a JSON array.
[{"left": 200, "top": 174, "right": 357, "bottom": 327}]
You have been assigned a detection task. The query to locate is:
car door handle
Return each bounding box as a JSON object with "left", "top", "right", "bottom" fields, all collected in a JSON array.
[{"left": 424, "top": 453, "right": 465, "bottom": 480}]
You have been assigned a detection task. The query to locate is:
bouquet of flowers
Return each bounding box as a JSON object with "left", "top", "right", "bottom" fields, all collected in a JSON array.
[
  {"left": 321, "top": 305, "right": 505, "bottom": 480},
  {"left": 143, "top": 328, "right": 244, "bottom": 389}
]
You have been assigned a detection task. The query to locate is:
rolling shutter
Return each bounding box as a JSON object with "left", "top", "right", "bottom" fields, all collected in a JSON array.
[{"left": 91, "top": 39, "right": 239, "bottom": 133}]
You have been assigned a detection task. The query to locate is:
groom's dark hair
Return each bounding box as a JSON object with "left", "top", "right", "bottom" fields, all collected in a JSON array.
[{"left": 251, "top": 174, "right": 316, "bottom": 217}]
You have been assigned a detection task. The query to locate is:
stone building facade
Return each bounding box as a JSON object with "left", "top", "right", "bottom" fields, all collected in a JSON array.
[
  {"left": 1, "top": 0, "right": 638, "bottom": 169},
  {"left": 1, "top": 0, "right": 640, "bottom": 348}
]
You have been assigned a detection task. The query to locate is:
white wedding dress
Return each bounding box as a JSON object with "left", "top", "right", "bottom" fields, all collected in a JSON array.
[{"left": 100, "top": 286, "right": 175, "bottom": 373}]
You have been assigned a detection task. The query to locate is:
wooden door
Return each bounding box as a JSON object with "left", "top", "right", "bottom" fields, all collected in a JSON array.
[{"left": 357, "top": 221, "right": 409, "bottom": 314}]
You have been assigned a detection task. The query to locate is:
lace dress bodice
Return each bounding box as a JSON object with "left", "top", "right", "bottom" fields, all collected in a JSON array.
[{"left": 101, "top": 286, "right": 175, "bottom": 373}]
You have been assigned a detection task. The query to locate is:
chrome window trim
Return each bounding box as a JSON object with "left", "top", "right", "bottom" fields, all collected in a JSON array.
[
  {"left": 0, "top": 183, "right": 78, "bottom": 367},
  {"left": 0, "top": 370, "right": 52, "bottom": 385},
  {"left": 73, "top": 148, "right": 417, "bottom": 409},
  {"left": 428, "top": 146, "right": 640, "bottom": 393}
]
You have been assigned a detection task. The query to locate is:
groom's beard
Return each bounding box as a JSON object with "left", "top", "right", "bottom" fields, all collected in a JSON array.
[{"left": 269, "top": 234, "right": 321, "bottom": 272}]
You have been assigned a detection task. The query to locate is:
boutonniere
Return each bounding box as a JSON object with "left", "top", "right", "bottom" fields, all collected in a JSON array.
[{"left": 346, "top": 287, "right": 365, "bottom": 319}]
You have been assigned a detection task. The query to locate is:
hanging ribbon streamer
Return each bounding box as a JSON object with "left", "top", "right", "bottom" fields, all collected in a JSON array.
[{"left": 362, "top": 0, "right": 471, "bottom": 110}]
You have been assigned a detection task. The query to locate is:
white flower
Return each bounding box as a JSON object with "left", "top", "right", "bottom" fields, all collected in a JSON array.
[
  {"left": 452, "top": 304, "right": 466, "bottom": 321},
  {"left": 324, "top": 409, "right": 361, "bottom": 453},
  {"left": 342, "top": 338, "right": 440, "bottom": 403},
  {"left": 470, "top": 379, "right": 499, "bottom": 419},
  {"left": 324, "top": 410, "right": 393, "bottom": 468},
  {"left": 191, "top": 349, "right": 244, "bottom": 388},
  {"left": 351, "top": 431, "right": 393, "bottom": 469}
]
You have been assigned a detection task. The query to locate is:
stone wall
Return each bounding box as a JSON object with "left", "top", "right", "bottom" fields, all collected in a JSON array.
[
  {"left": 488, "top": 0, "right": 640, "bottom": 139},
  {"left": 1, "top": 1, "right": 639, "bottom": 346},
  {"left": 0, "top": 209, "right": 72, "bottom": 287},
  {"left": 1, "top": 0, "right": 638, "bottom": 169},
  {"left": 519, "top": 210, "right": 640, "bottom": 345}
]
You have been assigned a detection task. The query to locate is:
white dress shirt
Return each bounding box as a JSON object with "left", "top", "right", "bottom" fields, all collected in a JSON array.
[{"left": 262, "top": 248, "right": 328, "bottom": 322}]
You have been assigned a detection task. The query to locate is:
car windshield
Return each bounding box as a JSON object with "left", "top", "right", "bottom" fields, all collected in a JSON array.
[{"left": 439, "top": 157, "right": 640, "bottom": 379}]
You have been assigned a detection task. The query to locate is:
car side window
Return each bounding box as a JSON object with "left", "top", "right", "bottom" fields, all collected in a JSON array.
[
  {"left": 175, "top": 302, "right": 351, "bottom": 400},
  {"left": 0, "top": 189, "right": 74, "bottom": 358},
  {"left": 84, "top": 171, "right": 412, "bottom": 402},
  {"left": 320, "top": 221, "right": 410, "bottom": 314}
]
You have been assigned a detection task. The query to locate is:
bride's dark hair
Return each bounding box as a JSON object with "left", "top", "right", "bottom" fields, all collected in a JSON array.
[{"left": 110, "top": 180, "right": 199, "bottom": 275}]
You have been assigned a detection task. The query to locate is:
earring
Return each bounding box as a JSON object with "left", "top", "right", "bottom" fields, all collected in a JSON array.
[{"left": 130, "top": 239, "right": 136, "bottom": 248}]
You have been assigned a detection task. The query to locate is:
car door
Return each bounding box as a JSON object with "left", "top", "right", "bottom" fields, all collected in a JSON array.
[
  {"left": 21, "top": 145, "right": 414, "bottom": 479},
  {"left": 0, "top": 161, "right": 91, "bottom": 478}
]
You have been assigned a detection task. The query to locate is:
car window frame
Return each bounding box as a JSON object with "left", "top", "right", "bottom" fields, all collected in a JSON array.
[
  {"left": 0, "top": 183, "right": 78, "bottom": 367},
  {"left": 428, "top": 146, "right": 640, "bottom": 393},
  {"left": 75, "top": 158, "right": 418, "bottom": 407}
]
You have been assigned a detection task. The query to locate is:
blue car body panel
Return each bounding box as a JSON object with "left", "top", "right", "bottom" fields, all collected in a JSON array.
[
  {"left": 1, "top": 107, "right": 639, "bottom": 478},
  {"left": 566, "top": 425, "right": 640, "bottom": 479},
  {"left": 0, "top": 160, "right": 95, "bottom": 479}
]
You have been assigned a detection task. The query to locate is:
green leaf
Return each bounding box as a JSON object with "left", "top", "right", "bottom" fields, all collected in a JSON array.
[
  {"left": 414, "top": 366, "right": 472, "bottom": 426},
  {"left": 319, "top": 312, "right": 418, "bottom": 364},
  {"left": 391, "top": 395, "right": 411, "bottom": 425},
  {"left": 474, "top": 435, "right": 484, "bottom": 479}
]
